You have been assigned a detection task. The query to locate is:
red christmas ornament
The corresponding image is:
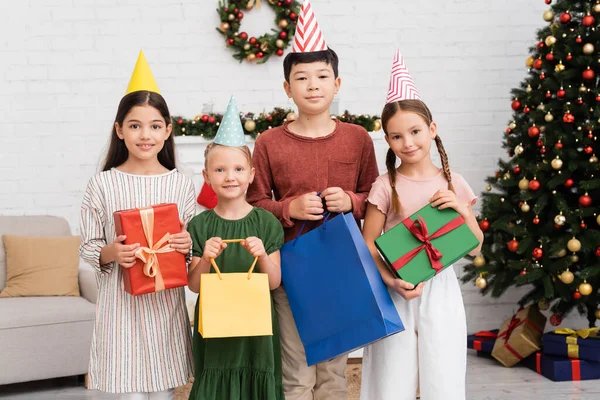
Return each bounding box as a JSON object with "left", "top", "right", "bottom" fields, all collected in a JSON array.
[
  {"left": 513, "top": 166, "right": 521, "bottom": 174},
  {"left": 177, "top": 118, "right": 183, "bottom": 125},
  {"left": 283, "top": 0, "right": 293, "bottom": 6},
  {"left": 579, "top": 194, "right": 592, "bottom": 207},
  {"left": 256, "top": 52, "right": 264, "bottom": 59},
  {"left": 234, "top": 8, "right": 239, "bottom": 12},
  {"left": 227, "top": 38, "right": 235, "bottom": 45},
  {"left": 563, "top": 113, "right": 575, "bottom": 123},
  {"left": 537, "top": 41, "right": 545, "bottom": 50},
  {"left": 528, "top": 179, "right": 541, "bottom": 191},
  {"left": 585, "top": 145, "right": 594, "bottom": 154},
  {"left": 279, "top": 31, "right": 288, "bottom": 39},
  {"left": 596, "top": 246, "right": 600, "bottom": 257},
  {"left": 583, "top": 14, "right": 596, "bottom": 27},
  {"left": 545, "top": 0, "right": 551, "bottom": 4},
  {"left": 540, "top": 72, "right": 546, "bottom": 80},
  {"left": 208, "top": 116, "right": 216, "bottom": 124},
  {"left": 560, "top": 12, "right": 572, "bottom": 24},
  {"left": 533, "top": 59, "right": 543, "bottom": 70},
  {"left": 524, "top": 106, "right": 531, "bottom": 114},
  {"left": 276, "top": 49, "right": 284, "bottom": 56},
  {"left": 511, "top": 99, "right": 522, "bottom": 111},
  {"left": 545, "top": 52, "right": 554, "bottom": 61},
  {"left": 557, "top": 88, "right": 566, "bottom": 98},
  {"left": 596, "top": 94, "right": 600, "bottom": 102},
  {"left": 545, "top": 90, "right": 552, "bottom": 99},
  {"left": 533, "top": 247, "right": 544, "bottom": 259},
  {"left": 555, "top": 141, "right": 563, "bottom": 149},
  {"left": 224, "top": 7, "right": 228, "bottom": 12},
  {"left": 201, "top": 114, "right": 209, "bottom": 123},
  {"left": 574, "top": 290, "right": 582, "bottom": 300},
  {"left": 578, "top": 97, "right": 584, "bottom": 105},
  {"left": 564, "top": 178, "right": 574, "bottom": 188},
  {"left": 536, "top": 139, "right": 544, "bottom": 148},
  {"left": 589, "top": 132, "right": 594, "bottom": 139},
  {"left": 583, "top": 68, "right": 596, "bottom": 80},
  {"left": 550, "top": 314, "right": 562, "bottom": 326},
  {"left": 520, "top": 269, "right": 527, "bottom": 276},
  {"left": 249, "top": 37, "right": 257, "bottom": 45},
  {"left": 581, "top": 222, "right": 587, "bottom": 229},
  {"left": 237, "top": 11, "right": 244, "bottom": 19},
  {"left": 239, "top": 32, "right": 248, "bottom": 40},
  {"left": 541, "top": 146, "right": 546, "bottom": 154},
  {"left": 533, "top": 216, "right": 540, "bottom": 225},
  {"left": 506, "top": 128, "right": 512, "bottom": 134},
  {"left": 567, "top": 53, "right": 573, "bottom": 61},
  {"left": 479, "top": 219, "right": 490, "bottom": 232},
  {"left": 576, "top": 35, "right": 583, "bottom": 44},
  {"left": 528, "top": 126, "right": 540, "bottom": 138},
  {"left": 508, "top": 239, "right": 519, "bottom": 252},
  {"left": 554, "top": 224, "right": 562, "bottom": 230},
  {"left": 289, "top": 12, "right": 297, "bottom": 20},
  {"left": 267, "top": 115, "right": 273, "bottom": 122}
]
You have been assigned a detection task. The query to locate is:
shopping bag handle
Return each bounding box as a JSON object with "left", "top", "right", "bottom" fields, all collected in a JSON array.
[
  {"left": 209, "top": 239, "right": 259, "bottom": 281},
  {"left": 293, "top": 211, "right": 332, "bottom": 247}
]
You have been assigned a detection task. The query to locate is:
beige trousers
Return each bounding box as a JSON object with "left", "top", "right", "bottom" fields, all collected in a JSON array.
[{"left": 273, "top": 287, "right": 348, "bottom": 400}]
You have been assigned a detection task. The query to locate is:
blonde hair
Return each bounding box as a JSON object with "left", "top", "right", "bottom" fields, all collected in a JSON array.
[
  {"left": 381, "top": 99, "right": 455, "bottom": 214},
  {"left": 204, "top": 142, "right": 253, "bottom": 168}
]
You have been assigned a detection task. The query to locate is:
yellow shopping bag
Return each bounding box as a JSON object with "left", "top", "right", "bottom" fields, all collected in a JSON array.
[{"left": 198, "top": 239, "right": 273, "bottom": 338}]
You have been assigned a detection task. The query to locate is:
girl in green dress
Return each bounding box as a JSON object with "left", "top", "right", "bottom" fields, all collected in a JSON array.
[{"left": 187, "top": 136, "right": 285, "bottom": 400}]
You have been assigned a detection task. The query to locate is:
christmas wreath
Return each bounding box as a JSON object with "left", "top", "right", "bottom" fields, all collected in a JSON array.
[{"left": 217, "top": 0, "right": 301, "bottom": 63}]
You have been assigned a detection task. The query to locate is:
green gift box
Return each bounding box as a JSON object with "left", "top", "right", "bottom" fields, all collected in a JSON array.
[{"left": 374, "top": 203, "right": 479, "bottom": 285}]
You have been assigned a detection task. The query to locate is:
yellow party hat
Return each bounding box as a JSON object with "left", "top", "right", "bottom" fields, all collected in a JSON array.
[{"left": 125, "top": 50, "right": 160, "bottom": 95}]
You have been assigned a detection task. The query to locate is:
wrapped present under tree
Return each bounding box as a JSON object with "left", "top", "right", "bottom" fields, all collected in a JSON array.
[
  {"left": 542, "top": 328, "right": 600, "bottom": 362},
  {"left": 467, "top": 329, "right": 499, "bottom": 354},
  {"left": 524, "top": 352, "right": 600, "bottom": 382}
]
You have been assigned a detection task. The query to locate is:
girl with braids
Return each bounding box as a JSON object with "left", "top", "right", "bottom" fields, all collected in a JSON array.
[{"left": 360, "top": 50, "right": 483, "bottom": 400}]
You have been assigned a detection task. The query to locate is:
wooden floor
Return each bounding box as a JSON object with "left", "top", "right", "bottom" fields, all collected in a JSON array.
[{"left": 1, "top": 353, "right": 600, "bottom": 399}]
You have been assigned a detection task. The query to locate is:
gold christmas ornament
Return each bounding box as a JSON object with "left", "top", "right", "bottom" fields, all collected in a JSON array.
[
  {"left": 591, "top": 155, "right": 599, "bottom": 163},
  {"left": 571, "top": 254, "right": 579, "bottom": 263},
  {"left": 373, "top": 119, "right": 382, "bottom": 131},
  {"left": 543, "top": 10, "right": 555, "bottom": 21},
  {"left": 473, "top": 255, "right": 486, "bottom": 268},
  {"left": 567, "top": 237, "right": 582, "bottom": 252},
  {"left": 243, "top": 119, "right": 256, "bottom": 132},
  {"left": 537, "top": 103, "right": 546, "bottom": 111},
  {"left": 526, "top": 85, "right": 533, "bottom": 93},
  {"left": 486, "top": 184, "right": 492, "bottom": 191},
  {"left": 518, "top": 178, "right": 530, "bottom": 190},
  {"left": 595, "top": 3, "right": 600, "bottom": 13},
  {"left": 556, "top": 249, "right": 567, "bottom": 258},
  {"left": 515, "top": 144, "right": 524, "bottom": 155},
  {"left": 560, "top": 269, "right": 575, "bottom": 284},
  {"left": 220, "top": 22, "right": 230, "bottom": 32},
  {"left": 286, "top": 112, "right": 298, "bottom": 121},
  {"left": 247, "top": 53, "right": 257, "bottom": 62},
  {"left": 584, "top": 43, "right": 595, "bottom": 54},
  {"left": 279, "top": 19, "right": 289, "bottom": 28},
  {"left": 579, "top": 281, "right": 593, "bottom": 296},
  {"left": 526, "top": 56, "right": 534, "bottom": 68},
  {"left": 597, "top": 214, "right": 600, "bottom": 225},
  {"left": 596, "top": 309, "right": 600, "bottom": 320},
  {"left": 580, "top": 84, "right": 589, "bottom": 93},
  {"left": 555, "top": 62, "right": 565, "bottom": 72},
  {"left": 545, "top": 35, "right": 557, "bottom": 46},
  {"left": 545, "top": 112, "right": 554, "bottom": 122},
  {"left": 275, "top": 39, "right": 285, "bottom": 48},
  {"left": 521, "top": 202, "right": 531, "bottom": 212},
  {"left": 500, "top": 198, "right": 505, "bottom": 203},
  {"left": 538, "top": 299, "right": 550, "bottom": 311},
  {"left": 554, "top": 213, "right": 566, "bottom": 225},
  {"left": 243, "top": 43, "right": 251, "bottom": 50},
  {"left": 228, "top": 13, "right": 236, "bottom": 21},
  {"left": 475, "top": 275, "right": 487, "bottom": 289},
  {"left": 551, "top": 157, "right": 563, "bottom": 170},
  {"left": 509, "top": 122, "right": 517, "bottom": 130}
]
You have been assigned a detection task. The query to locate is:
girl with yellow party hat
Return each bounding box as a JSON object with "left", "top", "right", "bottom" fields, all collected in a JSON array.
[{"left": 79, "top": 51, "right": 195, "bottom": 398}]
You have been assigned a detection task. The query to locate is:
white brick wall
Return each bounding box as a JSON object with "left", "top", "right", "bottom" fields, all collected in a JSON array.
[{"left": 2, "top": 0, "right": 587, "bottom": 330}]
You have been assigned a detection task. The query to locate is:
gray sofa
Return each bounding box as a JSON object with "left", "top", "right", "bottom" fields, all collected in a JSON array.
[{"left": 0, "top": 215, "right": 97, "bottom": 385}]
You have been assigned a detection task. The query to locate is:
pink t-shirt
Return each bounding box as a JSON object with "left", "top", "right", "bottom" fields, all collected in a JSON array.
[{"left": 368, "top": 169, "right": 477, "bottom": 233}]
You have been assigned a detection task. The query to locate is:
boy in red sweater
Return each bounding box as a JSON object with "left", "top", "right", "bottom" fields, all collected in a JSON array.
[{"left": 246, "top": 2, "right": 378, "bottom": 399}]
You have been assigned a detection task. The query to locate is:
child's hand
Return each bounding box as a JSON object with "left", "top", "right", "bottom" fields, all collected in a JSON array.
[
  {"left": 202, "top": 237, "right": 227, "bottom": 263},
  {"left": 169, "top": 220, "right": 192, "bottom": 255},
  {"left": 321, "top": 187, "right": 352, "bottom": 213},
  {"left": 429, "top": 190, "right": 469, "bottom": 218},
  {"left": 241, "top": 236, "right": 267, "bottom": 260},
  {"left": 390, "top": 278, "right": 424, "bottom": 300},
  {"left": 112, "top": 235, "right": 140, "bottom": 268},
  {"left": 289, "top": 192, "right": 324, "bottom": 221}
]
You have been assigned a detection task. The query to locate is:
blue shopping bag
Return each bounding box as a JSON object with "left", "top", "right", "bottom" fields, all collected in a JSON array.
[{"left": 280, "top": 212, "right": 405, "bottom": 366}]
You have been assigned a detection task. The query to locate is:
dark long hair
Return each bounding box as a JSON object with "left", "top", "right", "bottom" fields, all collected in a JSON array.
[
  {"left": 382, "top": 99, "right": 455, "bottom": 213},
  {"left": 102, "top": 90, "right": 176, "bottom": 171}
]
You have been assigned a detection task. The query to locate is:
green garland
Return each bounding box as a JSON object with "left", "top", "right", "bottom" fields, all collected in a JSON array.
[
  {"left": 172, "top": 108, "right": 382, "bottom": 138},
  {"left": 217, "top": 0, "right": 301, "bottom": 64}
]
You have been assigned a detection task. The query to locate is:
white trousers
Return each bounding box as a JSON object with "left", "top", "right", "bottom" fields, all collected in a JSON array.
[
  {"left": 360, "top": 267, "right": 467, "bottom": 400},
  {"left": 93, "top": 389, "right": 174, "bottom": 400}
]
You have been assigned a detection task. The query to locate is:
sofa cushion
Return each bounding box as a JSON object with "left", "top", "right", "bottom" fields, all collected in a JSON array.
[
  {"left": 0, "top": 235, "right": 80, "bottom": 298},
  {"left": 0, "top": 297, "right": 95, "bottom": 329},
  {"left": 0, "top": 215, "right": 72, "bottom": 290}
]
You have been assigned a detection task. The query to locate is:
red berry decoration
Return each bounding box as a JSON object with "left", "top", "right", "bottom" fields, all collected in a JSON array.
[
  {"left": 564, "top": 178, "right": 574, "bottom": 188},
  {"left": 511, "top": 99, "right": 522, "bottom": 110},
  {"left": 563, "top": 113, "right": 575, "bottom": 123},
  {"left": 201, "top": 114, "right": 209, "bottom": 123},
  {"left": 208, "top": 116, "right": 216, "bottom": 124},
  {"left": 596, "top": 246, "right": 600, "bottom": 257},
  {"left": 550, "top": 314, "right": 562, "bottom": 326},
  {"left": 579, "top": 194, "right": 592, "bottom": 207},
  {"left": 560, "top": 12, "right": 572, "bottom": 24},
  {"left": 479, "top": 219, "right": 490, "bottom": 232},
  {"left": 557, "top": 88, "right": 566, "bottom": 98},
  {"left": 528, "top": 126, "right": 540, "bottom": 138},
  {"left": 276, "top": 49, "right": 284, "bottom": 56},
  {"left": 585, "top": 145, "right": 594, "bottom": 154},
  {"left": 583, "top": 68, "right": 596, "bottom": 80},
  {"left": 583, "top": 14, "right": 596, "bottom": 27},
  {"left": 533, "top": 216, "right": 540, "bottom": 225},
  {"left": 227, "top": 38, "right": 235, "bottom": 45},
  {"left": 508, "top": 239, "right": 519, "bottom": 252},
  {"left": 528, "top": 179, "right": 541, "bottom": 191},
  {"left": 279, "top": 31, "right": 288, "bottom": 39},
  {"left": 574, "top": 290, "right": 582, "bottom": 300},
  {"left": 533, "top": 59, "right": 543, "bottom": 69},
  {"left": 533, "top": 247, "right": 543, "bottom": 259}
]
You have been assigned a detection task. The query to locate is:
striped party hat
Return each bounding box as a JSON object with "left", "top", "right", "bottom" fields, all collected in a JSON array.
[
  {"left": 291, "top": 0, "right": 327, "bottom": 53},
  {"left": 386, "top": 49, "right": 420, "bottom": 104}
]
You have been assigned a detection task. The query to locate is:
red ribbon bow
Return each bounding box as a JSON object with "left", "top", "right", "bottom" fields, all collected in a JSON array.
[
  {"left": 392, "top": 214, "right": 465, "bottom": 273},
  {"left": 475, "top": 330, "right": 498, "bottom": 339}
]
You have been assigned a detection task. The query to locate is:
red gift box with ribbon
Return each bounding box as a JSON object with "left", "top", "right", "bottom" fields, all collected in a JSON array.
[
  {"left": 491, "top": 305, "right": 547, "bottom": 367},
  {"left": 113, "top": 203, "right": 188, "bottom": 295}
]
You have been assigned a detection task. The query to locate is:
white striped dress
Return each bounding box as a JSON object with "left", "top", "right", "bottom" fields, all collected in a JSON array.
[{"left": 79, "top": 168, "right": 195, "bottom": 394}]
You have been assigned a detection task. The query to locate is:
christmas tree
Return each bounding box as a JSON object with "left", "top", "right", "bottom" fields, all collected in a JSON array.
[{"left": 462, "top": 0, "right": 600, "bottom": 328}]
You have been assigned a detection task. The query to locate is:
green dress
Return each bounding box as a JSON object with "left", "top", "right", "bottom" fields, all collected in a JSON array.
[{"left": 187, "top": 207, "right": 285, "bottom": 400}]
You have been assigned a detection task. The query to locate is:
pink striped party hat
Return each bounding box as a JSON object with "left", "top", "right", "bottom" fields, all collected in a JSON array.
[
  {"left": 291, "top": 0, "right": 327, "bottom": 53},
  {"left": 386, "top": 49, "right": 421, "bottom": 104}
]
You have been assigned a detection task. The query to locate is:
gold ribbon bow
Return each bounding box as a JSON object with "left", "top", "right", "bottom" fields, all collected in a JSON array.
[
  {"left": 554, "top": 328, "right": 599, "bottom": 359},
  {"left": 134, "top": 207, "right": 175, "bottom": 292}
]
